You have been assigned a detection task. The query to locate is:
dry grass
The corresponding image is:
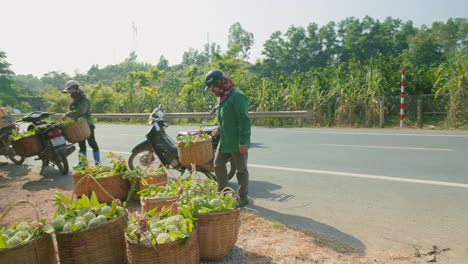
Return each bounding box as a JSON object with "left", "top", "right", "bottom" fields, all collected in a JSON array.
[{"left": 238, "top": 212, "right": 426, "bottom": 264}]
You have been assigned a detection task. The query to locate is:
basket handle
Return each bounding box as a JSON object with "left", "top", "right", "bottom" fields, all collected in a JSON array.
[
  {"left": 221, "top": 186, "right": 240, "bottom": 199},
  {"left": 0, "top": 200, "right": 40, "bottom": 223},
  {"left": 71, "top": 174, "right": 118, "bottom": 203}
]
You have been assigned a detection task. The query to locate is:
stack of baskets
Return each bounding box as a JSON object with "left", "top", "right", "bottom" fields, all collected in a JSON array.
[{"left": 63, "top": 118, "right": 91, "bottom": 143}]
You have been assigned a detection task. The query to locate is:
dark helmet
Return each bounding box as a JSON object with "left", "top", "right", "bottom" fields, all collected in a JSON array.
[
  {"left": 62, "top": 80, "right": 81, "bottom": 93},
  {"left": 204, "top": 69, "right": 225, "bottom": 92}
]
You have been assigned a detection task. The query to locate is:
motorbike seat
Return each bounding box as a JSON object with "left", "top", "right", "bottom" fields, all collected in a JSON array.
[{"left": 22, "top": 112, "right": 51, "bottom": 123}]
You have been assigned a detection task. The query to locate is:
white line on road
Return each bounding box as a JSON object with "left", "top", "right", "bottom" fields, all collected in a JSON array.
[
  {"left": 264, "top": 130, "right": 468, "bottom": 137},
  {"left": 321, "top": 144, "right": 453, "bottom": 151},
  {"left": 250, "top": 164, "right": 468, "bottom": 189},
  {"left": 100, "top": 149, "right": 468, "bottom": 189}
]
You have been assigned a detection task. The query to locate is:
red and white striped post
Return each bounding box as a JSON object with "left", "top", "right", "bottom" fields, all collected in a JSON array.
[{"left": 400, "top": 68, "right": 405, "bottom": 128}]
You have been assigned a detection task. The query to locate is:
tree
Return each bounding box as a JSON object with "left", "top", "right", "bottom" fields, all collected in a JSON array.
[
  {"left": 431, "top": 18, "right": 466, "bottom": 53},
  {"left": 0, "top": 50, "right": 17, "bottom": 106},
  {"left": 157, "top": 55, "right": 169, "bottom": 70},
  {"left": 127, "top": 51, "right": 138, "bottom": 63},
  {"left": 403, "top": 26, "right": 442, "bottom": 66},
  {"left": 40, "top": 71, "right": 71, "bottom": 90},
  {"left": 228, "top": 22, "right": 254, "bottom": 61},
  {"left": 181, "top": 48, "right": 209, "bottom": 66},
  {"left": 317, "top": 21, "right": 339, "bottom": 66},
  {"left": 12, "top": 74, "right": 44, "bottom": 96},
  {"left": 337, "top": 17, "right": 364, "bottom": 62}
]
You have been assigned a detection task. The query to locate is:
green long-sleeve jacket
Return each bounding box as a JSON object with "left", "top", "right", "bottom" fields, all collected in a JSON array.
[
  {"left": 217, "top": 88, "right": 251, "bottom": 153},
  {"left": 65, "top": 96, "right": 95, "bottom": 128}
]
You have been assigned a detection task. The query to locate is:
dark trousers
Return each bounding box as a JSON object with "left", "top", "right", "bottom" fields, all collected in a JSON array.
[
  {"left": 78, "top": 127, "right": 99, "bottom": 152},
  {"left": 214, "top": 151, "right": 249, "bottom": 197}
]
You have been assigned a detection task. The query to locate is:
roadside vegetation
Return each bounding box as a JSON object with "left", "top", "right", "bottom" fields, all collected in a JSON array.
[{"left": 1, "top": 17, "right": 466, "bottom": 128}]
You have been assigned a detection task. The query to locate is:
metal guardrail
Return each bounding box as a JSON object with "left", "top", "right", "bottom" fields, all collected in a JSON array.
[{"left": 12, "top": 111, "right": 310, "bottom": 120}]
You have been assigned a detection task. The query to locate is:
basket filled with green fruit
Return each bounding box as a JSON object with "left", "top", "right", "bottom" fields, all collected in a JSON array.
[
  {"left": 0, "top": 200, "right": 57, "bottom": 264},
  {"left": 179, "top": 178, "right": 240, "bottom": 260},
  {"left": 10, "top": 127, "right": 43, "bottom": 157},
  {"left": 72, "top": 153, "right": 129, "bottom": 203},
  {"left": 176, "top": 132, "right": 213, "bottom": 166},
  {"left": 52, "top": 191, "right": 128, "bottom": 264},
  {"left": 126, "top": 209, "right": 199, "bottom": 264}
]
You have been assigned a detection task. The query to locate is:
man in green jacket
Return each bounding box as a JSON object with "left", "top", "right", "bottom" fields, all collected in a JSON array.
[
  {"left": 61, "top": 80, "right": 100, "bottom": 166},
  {"left": 204, "top": 69, "right": 251, "bottom": 206}
]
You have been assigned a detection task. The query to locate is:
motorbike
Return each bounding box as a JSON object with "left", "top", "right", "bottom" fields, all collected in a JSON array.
[
  {"left": 0, "top": 125, "right": 25, "bottom": 165},
  {"left": 128, "top": 105, "right": 236, "bottom": 181},
  {"left": 21, "top": 111, "right": 76, "bottom": 175}
]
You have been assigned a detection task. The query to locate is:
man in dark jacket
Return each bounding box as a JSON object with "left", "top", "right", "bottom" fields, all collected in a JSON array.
[
  {"left": 61, "top": 80, "right": 100, "bottom": 166},
  {"left": 204, "top": 69, "right": 251, "bottom": 206}
]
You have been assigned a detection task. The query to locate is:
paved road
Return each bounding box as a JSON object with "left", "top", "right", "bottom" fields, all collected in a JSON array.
[{"left": 19, "top": 124, "right": 468, "bottom": 261}]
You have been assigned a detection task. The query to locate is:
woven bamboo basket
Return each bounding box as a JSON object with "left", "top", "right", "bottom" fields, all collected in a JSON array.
[
  {"left": 134, "top": 173, "right": 168, "bottom": 200},
  {"left": 177, "top": 138, "right": 213, "bottom": 166},
  {"left": 0, "top": 200, "right": 57, "bottom": 264},
  {"left": 63, "top": 119, "right": 91, "bottom": 143},
  {"left": 89, "top": 173, "right": 130, "bottom": 203},
  {"left": 55, "top": 211, "right": 128, "bottom": 264},
  {"left": 126, "top": 226, "right": 199, "bottom": 264},
  {"left": 72, "top": 173, "right": 91, "bottom": 198},
  {"left": 140, "top": 195, "right": 179, "bottom": 215},
  {"left": 198, "top": 208, "right": 241, "bottom": 260},
  {"left": 11, "top": 134, "right": 43, "bottom": 157}
]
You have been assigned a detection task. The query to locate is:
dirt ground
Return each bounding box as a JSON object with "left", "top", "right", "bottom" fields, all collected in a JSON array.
[{"left": 0, "top": 161, "right": 429, "bottom": 264}]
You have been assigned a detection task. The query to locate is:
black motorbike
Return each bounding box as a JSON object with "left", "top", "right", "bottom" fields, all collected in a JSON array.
[
  {"left": 0, "top": 125, "right": 25, "bottom": 165},
  {"left": 22, "top": 112, "right": 76, "bottom": 175},
  {"left": 128, "top": 105, "right": 235, "bottom": 180}
]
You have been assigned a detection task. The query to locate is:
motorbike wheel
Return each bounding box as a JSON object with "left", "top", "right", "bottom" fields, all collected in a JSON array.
[
  {"left": 55, "top": 151, "right": 69, "bottom": 175},
  {"left": 128, "top": 146, "right": 159, "bottom": 170},
  {"left": 7, "top": 149, "right": 25, "bottom": 165}
]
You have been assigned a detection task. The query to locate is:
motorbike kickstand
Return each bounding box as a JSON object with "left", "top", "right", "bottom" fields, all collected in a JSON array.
[{"left": 40, "top": 161, "right": 48, "bottom": 175}]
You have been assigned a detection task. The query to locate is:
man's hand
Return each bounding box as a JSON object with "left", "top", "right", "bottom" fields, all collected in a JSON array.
[{"left": 239, "top": 144, "right": 248, "bottom": 154}]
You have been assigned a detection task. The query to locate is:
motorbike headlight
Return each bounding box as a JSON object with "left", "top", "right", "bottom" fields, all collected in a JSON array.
[{"left": 148, "top": 116, "right": 156, "bottom": 125}]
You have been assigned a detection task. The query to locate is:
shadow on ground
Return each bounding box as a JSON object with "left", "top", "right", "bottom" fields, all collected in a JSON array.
[
  {"left": 0, "top": 163, "right": 32, "bottom": 184},
  {"left": 21, "top": 166, "right": 73, "bottom": 192},
  {"left": 228, "top": 180, "right": 366, "bottom": 256},
  {"left": 250, "top": 142, "right": 268, "bottom": 149}
]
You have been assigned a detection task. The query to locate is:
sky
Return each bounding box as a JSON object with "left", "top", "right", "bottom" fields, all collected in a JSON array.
[{"left": 1, "top": 0, "right": 467, "bottom": 78}]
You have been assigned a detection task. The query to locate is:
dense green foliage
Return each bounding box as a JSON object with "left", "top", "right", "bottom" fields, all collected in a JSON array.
[{"left": 1, "top": 16, "right": 467, "bottom": 127}]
